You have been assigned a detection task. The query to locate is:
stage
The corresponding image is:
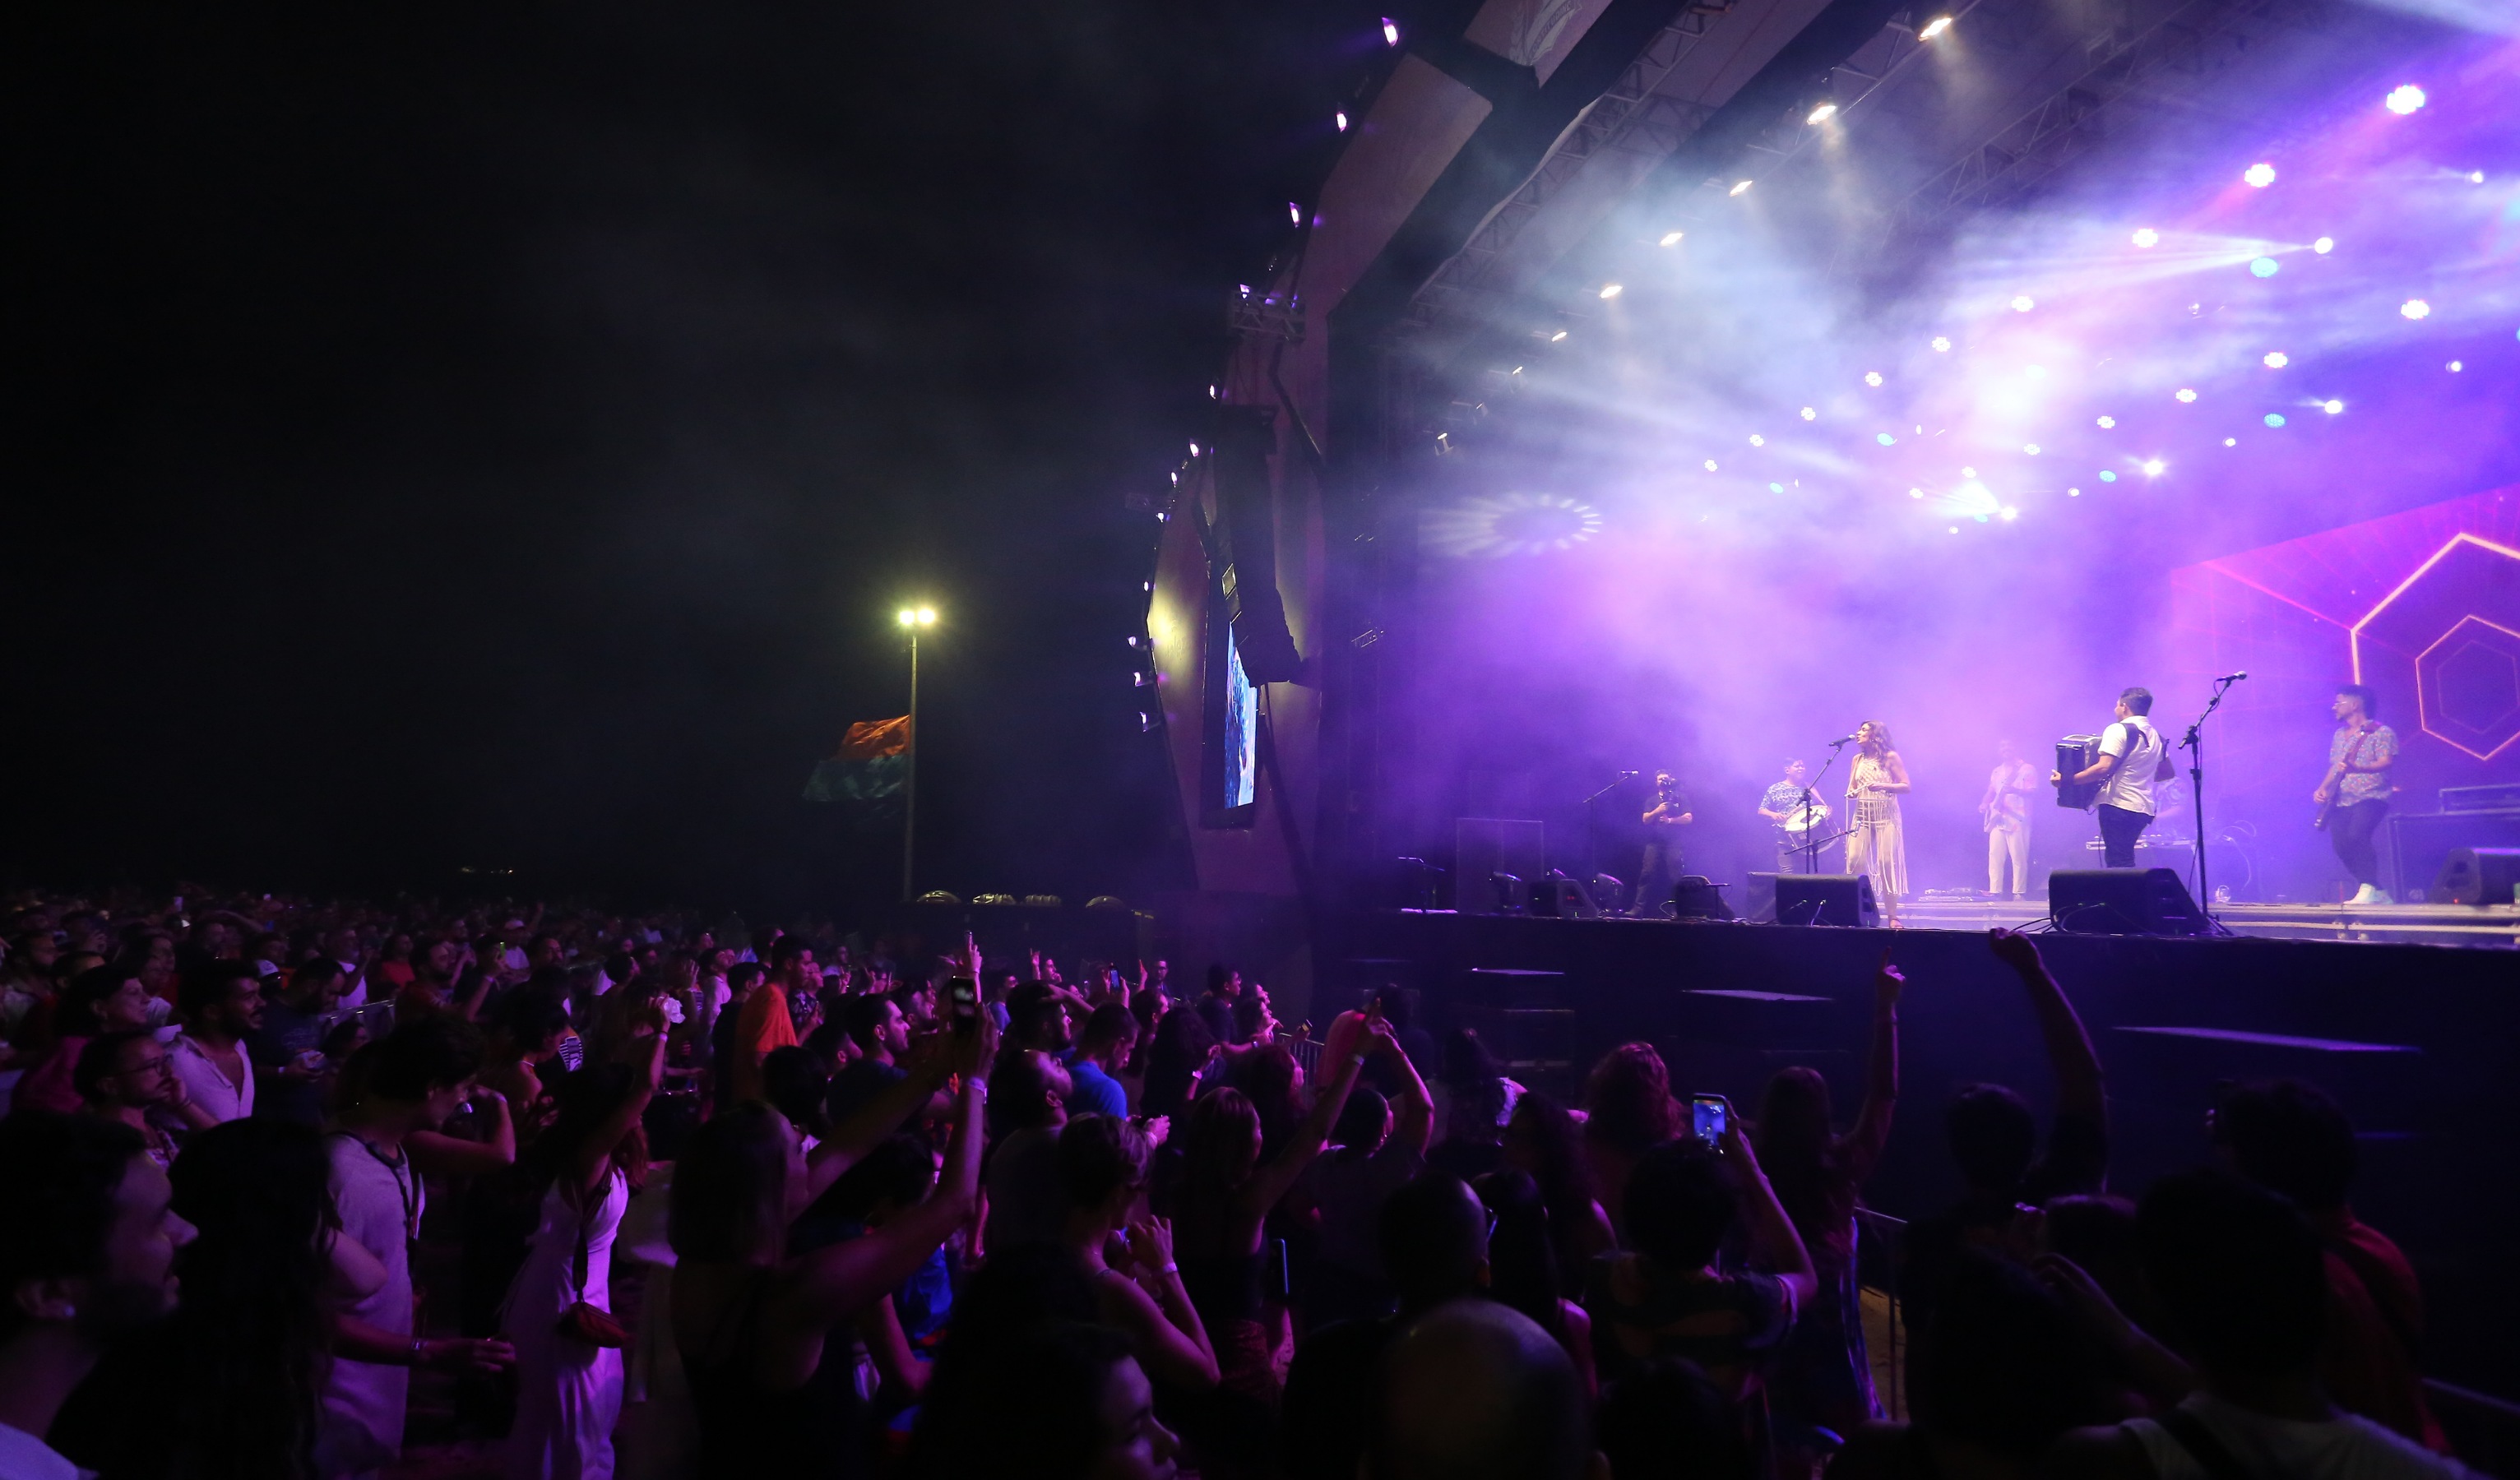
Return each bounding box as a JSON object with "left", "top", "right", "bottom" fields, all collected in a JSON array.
[
  {"left": 1319, "top": 906, "right": 2520, "bottom": 1399},
  {"left": 1897, "top": 894, "right": 2520, "bottom": 949}
]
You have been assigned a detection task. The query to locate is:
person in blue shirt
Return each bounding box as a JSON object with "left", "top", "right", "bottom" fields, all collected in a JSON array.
[{"left": 1063, "top": 1003, "right": 1135, "bottom": 1120}]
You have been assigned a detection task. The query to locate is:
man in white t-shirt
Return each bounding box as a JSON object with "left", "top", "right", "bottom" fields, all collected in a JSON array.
[
  {"left": 2054, "top": 687, "right": 2176, "bottom": 868},
  {"left": 2050, "top": 1170, "right": 2476, "bottom": 1480}
]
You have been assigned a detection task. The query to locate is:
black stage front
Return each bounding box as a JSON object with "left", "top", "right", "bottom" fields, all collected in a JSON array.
[{"left": 1323, "top": 910, "right": 2520, "bottom": 1398}]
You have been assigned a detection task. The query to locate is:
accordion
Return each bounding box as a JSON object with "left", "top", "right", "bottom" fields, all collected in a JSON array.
[{"left": 2057, "top": 735, "right": 2103, "bottom": 809}]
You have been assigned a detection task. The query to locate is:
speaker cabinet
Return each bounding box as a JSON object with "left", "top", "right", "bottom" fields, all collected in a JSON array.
[
  {"left": 1671, "top": 876, "right": 1735, "bottom": 920},
  {"left": 1774, "top": 874, "right": 1878, "bottom": 927},
  {"left": 2050, "top": 867, "right": 2208, "bottom": 936},
  {"left": 2432, "top": 847, "right": 2520, "bottom": 906}
]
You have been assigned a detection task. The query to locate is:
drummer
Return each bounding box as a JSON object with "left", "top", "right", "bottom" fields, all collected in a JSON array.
[{"left": 1757, "top": 757, "right": 1827, "bottom": 875}]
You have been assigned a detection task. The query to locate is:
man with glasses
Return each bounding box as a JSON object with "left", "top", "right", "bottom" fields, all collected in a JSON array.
[{"left": 73, "top": 1029, "right": 205, "bottom": 1168}]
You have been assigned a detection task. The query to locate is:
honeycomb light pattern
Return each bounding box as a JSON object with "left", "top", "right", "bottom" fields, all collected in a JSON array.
[
  {"left": 2416, "top": 617, "right": 2520, "bottom": 759},
  {"left": 2351, "top": 534, "right": 2520, "bottom": 761}
]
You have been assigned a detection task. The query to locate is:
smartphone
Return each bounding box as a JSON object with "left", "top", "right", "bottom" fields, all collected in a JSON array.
[
  {"left": 948, "top": 978, "right": 980, "bottom": 1037},
  {"left": 1691, "top": 1094, "right": 1728, "bottom": 1146}
]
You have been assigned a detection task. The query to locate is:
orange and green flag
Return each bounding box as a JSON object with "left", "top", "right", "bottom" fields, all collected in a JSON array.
[{"left": 803, "top": 716, "right": 910, "bottom": 808}]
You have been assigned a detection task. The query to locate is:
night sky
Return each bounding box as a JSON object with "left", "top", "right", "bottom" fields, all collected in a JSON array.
[{"left": 8, "top": 3, "right": 1373, "bottom": 913}]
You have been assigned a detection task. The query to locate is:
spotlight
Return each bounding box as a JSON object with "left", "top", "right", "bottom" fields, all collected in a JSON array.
[
  {"left": 1730, "top": 179, "right": 1754, "bottom": 197},
  {"left": 2101, "top": 471, "right": 2119, "bottom": 482},
  {"left": 2402, "top": 298, "right": 2430, "bottom": 320},
  {"left": 1189, "top": 441, "right": 1201, "bottom": 456},
  {"left": 1550, "top": 330, "right": 1568, "bottom": 342},
  {"left": 1659, "top": 230, "right": 1684, "bottom": 247},
  {"left": 2314, "top": 237, "right": 2335, "bottom": 254},
  {"left": 2470, "top": 171, "right": 2486, "bottom": 184},
  {"left": 2323, "top": 400, "right": 2344, "bottom": 414},
  {"left": 2175, "top": 388, "right": 2198, "bottom": 402},
  {"left": 2132, "top": 228, "right": 2160, "bottom": 247},
  {"left": 1865, "top": 371, "right": 1883, "bottom": 386},
  {"left": 2026, "top": 365, "right": 2046, "bottom": 380},
  {"left": 1749, "top": 434, "right": 1765, "bottom": 446},
  {"left": 1931, "top": 336, "right": 1952, "bottom": 352},
  {"left": 1511, "top": 365, "right": 1522, "bottom": 374},
  {"left": 1800, "top": 406, "right": 1817, "bottom": 421},
  {"left": 2024, "top": 443, "right": 2041, "bottom": 455},
  {"left": 2010, "top": 295, "right": 2035, "bottom": 312},
  {"left": 2385, "top": 84, "right": 2427, "bottom": 114},
  {"left": 1703, "top": 460, "right": 1718, "bottom": 472},
  {"left": 1336, "top": 110, "right": 1350, "bottom": 132},
  {"left": 2096, "top": 415, "right": 2116, "bottom": 428},
  {"left": 1919, "top": 14, "right": 1954, "bottom": 39},
  {"left": 2250, "top": 257, "right": 2279, "bottom": 278},
  {"left": 1289, "top": 201, "right": 1304, "bottom": 224},
  {"left": 916, "top": 606, "right": 937, "bottom": 627},
  {"left": 1382, "top": 16, "right": 1400, "bottom": 44},
  {"left": 2068, "top": 487, "right": 2082, "bottom": 497},
  {"left": 1999, "top": 506, "right": 2019, "bottom": 521},
  {"left": 2265, "top": 414, "right": 2286, "bottom": 428},
  {"left": 2263, "top": 351, "right": 2288, "bottom": 368},
  {"left": 1599, "top": 283, "right": 1624, "bottom": 299},
  {"left": 2142, "top": 459, "right": 2166, "bottom": 476},
  {"left": 1769, "top": 482, "right": 1785, "bottom": 493},
  {"left": 1961, "top": 466, "right": 1977, "bottom": 479},
  {"left": 1909, "top": 488, "right": 1925, "bottom": 498},
  {"left": 896, "top": 608, "right": 915, "bottom": 627},
  {"left": 1806, "top": 102, "right": 1839, "bottom": 125},
  {"left": 1876, "top": 432, "right": 1897, "bottom": 445},
  {"left": 2448, "top": 359, "right": 2464, "bottom": 372},
  {"left": 2244, "top": 162, "right": 2277, "bottom": 187},
  {"left": 2223, "top": 437, "right": 2237, "bottom": 447}
]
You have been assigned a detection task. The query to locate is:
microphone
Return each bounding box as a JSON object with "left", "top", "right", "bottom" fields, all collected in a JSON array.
[
  {"left": 1617, "top": 770, "right": 1639, "bottom": 779},
  {"left": 2217, "top": 671, "right": 2249, "bottom": 682},
  {"left": 1828, "top": 734, "right": 1859, "bottom": 746}
]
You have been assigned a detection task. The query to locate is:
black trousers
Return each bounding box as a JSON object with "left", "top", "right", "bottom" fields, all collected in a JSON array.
[
  {"left": 2096, "top": 804, "right": 2152, "bottom": 868},
  {"left": 1637, "top": 839, "right": 1680, "bottom": 914},
  {"left": 2329, "top": 798, "right": 2390, "bottom": 889}
]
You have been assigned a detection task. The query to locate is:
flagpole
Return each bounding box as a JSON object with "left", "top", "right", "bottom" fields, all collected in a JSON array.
[{"left": 896, "top": 604, "right": 935, "bottom": 901}]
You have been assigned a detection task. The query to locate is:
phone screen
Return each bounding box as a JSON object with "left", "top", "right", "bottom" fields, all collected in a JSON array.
[
  {"left": 949, "top": 978, "right": 980, "bottom": 1036},
  {"left": 1691, "top": 1095, "right": 1727, "bottom": 1145}
]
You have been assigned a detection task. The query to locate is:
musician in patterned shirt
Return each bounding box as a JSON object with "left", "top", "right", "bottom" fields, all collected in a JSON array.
[
  {"left": 2314, "top": 684, "right": 2399, "bottom": 904},
  {"left": 1757, "top": 759, "right": 1825, "bottom": 874}
]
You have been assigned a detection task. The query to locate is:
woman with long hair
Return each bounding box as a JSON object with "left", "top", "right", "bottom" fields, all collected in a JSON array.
[
  {"left": 1582, "top": 1041, "right": 1681, "bottom": 1236},
  {"left": 1170, "top": 1016, "right": 1386, "bottom": 1404},
  {"left": 498, "top": 1033, "right": 660, "bottom": 1480},
  {"left": 669, "top": 1021, "right": 989, "bottom": 1479},
  {"left": 1503, "top": 1091, "right": 1617, "bottom": 1291},
  {"left": 1844, "top": 719, "right": 1913, "bottom": 925},
  {"left": 1140, "top": 998, "right": 1217, "bottom": 1120},
  {"left": 1058, "top": 1112, "right": 1219, "bottom": 1390},
  {"left": 1753, "top": 953, "right": 1902, "bottom": 1445},
  {"left": 1472, "top": 1168, "right": 1597, "bottom": 1399}
]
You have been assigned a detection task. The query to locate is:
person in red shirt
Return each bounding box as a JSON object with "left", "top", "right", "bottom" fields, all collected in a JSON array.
[
  {"left": 2211, "top": 1078, "right": 2447, "bottom": 1453},
  {"left": 729, "top": 937, "right": 813, "bottom": 1103}
]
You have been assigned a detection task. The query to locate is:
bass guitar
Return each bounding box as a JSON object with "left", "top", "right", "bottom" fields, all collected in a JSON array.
[{"left": 2313, "top": 727, "right": 2372, "bottom": 831}]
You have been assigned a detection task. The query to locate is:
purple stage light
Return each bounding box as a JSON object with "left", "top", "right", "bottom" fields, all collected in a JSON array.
[
  {"left": 2068, "top": 487, "right": 2082, "bottom": 497},
  {"left": 2142, "top": 459, "right": 2166, "bottom": 476},
  {"left": 2244, "top": 162, "right": 2277, "bottom": 187},
  {"left": 2224, "top": 437, "right": 2238, "bottom": 446},
  {"left": 2448, "top": 360, "right": 2464, "bottom": 372},
  {"left": 2385, "top": 85, "right": 2426, "bottom": 115}
]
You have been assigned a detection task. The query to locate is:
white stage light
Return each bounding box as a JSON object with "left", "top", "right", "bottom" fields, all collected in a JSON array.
[
  {"left": 1876, "top": 432, "right": 1897, "bottom": 445},
  {"left": 2142, "top": 459, "right": 2166, "bottom": 476},
  {"left": 2096, "top": 415, "right": 2116, "bottom": 428},
  {"left": 1189, "top": 441, "right": 1201, "bottom": 456},
  {"left": 1961, "top": 466, "right": 1977, "bottom": 479},
  {"left": 1865, "top": 371, "right": 1883, "bottom": 386},
  {"left": 1800, "top": 406, "right": 1817, "bottom": 420},
  {"left": 1704, "top": 460, "right": 1718, "bottom": 471},
  {"left": 1806, "top": 103, "right": 1839, "bottom": 125},
  {"left": 1749, "top": 433, "right": 1765, "bottom": 446},
  {"left": 2314, "top": 237, "right": 2334, "bottom": 253},
  {"left": 2402, "top": 298, "right": 2430, "bottom": 319},
  {"left": 1600, "top": 283, "right": 1624, "bottom": 299},
  {"left": 1382, "top": 17, "right": 1400, "bottom": 44},
  {"left": 2175, "top": 388, "right": 2198, "bottom": 402},
  {"left": 2027, "top": 365, "right": 2047, "bottom": 380},
  {"left": 1730, "top": 179, "right": 1754, "bottom": 197},
  {"left": 2244, "top": 162, "right": 2277, "bottom": 187},
  {"left": 1999, "top": 506, "right": 2019, "bottom": 521},
  {"left": 1289, "top": 201, "right": 1303, "bottom": 224},
  {"left": 2263, "top": 351, "right": 2289, "bottom": 368},
  {"left": 1909, "top": 488, "right": 1925, "bottom": 498},
  {"left": 2224, "top": 437, "right": 2237, "bottom": 446},
  {"left": 2448, "top": 360, "right": 2464, "bottom": 372},
  {"left": 1920, "top": 15, "right": 1954, "bottom": 39},
  {"left": 1931, "top": 336, "right": 1951, "bottom": 351},
  {"left": 2024, "top": 443, "right": 2041, "bottom": 455},
  {"left": 2323, "top": 400, "right": 2344, "bottom": 414},
  {"left": 2471, "top": 171, "right": 2486, "bottom": 184},
  {"left": 2068, "top": 488, "right": 2082, "bottom": 497},
  {"left": 2132, "top": 228, "right": 2160, "bottom": 247},
  {"left": 2385, "top": 85, "right": 2426, "bottom": 114},
  {"left": 1550, "top": 330, "right": 1568, "bottom": 342},
  {"left": 1336, "top": 111, "right": 1349, "bottom": 132},
  {"left": 1659, "top": 230, "right": 1684, "bottom": 247},
  {"left": 2010, "top": 295, "right": 2035, "bottom": 312}
]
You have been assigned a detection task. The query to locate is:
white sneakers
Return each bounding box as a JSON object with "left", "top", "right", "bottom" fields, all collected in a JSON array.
[{"left": 2349, "top": 884, "right": 2396, "bottom": 905}]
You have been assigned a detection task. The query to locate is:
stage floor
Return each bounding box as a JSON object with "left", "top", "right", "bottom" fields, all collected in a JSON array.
[{"left": 1898, "top": 895, "right": 2520, "bottom": 948}]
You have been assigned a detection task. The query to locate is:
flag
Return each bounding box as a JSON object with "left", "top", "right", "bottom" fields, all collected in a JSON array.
[{"left": 803, "top": 716, "right": 911, "bottom": 811}]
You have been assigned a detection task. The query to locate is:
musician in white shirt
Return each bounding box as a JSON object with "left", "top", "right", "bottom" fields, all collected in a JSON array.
[
  {"left": 2054, "top": 687, "right": 2177, "bottom": 867},
  {"left": 1980, "top": 739, "right": 2039, "bottom": 899}
]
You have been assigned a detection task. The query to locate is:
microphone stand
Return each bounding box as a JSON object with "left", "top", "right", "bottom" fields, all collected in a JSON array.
[
  {"left": 1798, "top": 738, "right": 1854, "bottom": 875},
  {"left": 2180, "top": 677, "right": 2242, "bottom": 935},
  {"left": 1580, "top": 772, "right": 1632, "bottom": 898}
]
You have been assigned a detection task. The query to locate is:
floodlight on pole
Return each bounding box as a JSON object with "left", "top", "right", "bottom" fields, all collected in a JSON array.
[{"left": 898, "top": 603, "right": 939, "bottom": 900}]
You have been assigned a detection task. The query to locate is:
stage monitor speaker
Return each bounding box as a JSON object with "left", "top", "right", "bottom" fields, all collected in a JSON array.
[
  {"left": 2432, "top": 847, "right": 2520, "bottom": 906},
  {"left": 1745, "top": 872, "right": 1781, "bottom": 923},
  {"left": 1671, "top": 876, "right": 1734, "bottom": 920},
  {"left": 1775, "top": 874, "right": 1878, "bottom": 927},
  {"left": 1531, "top": 873, "right": 1601, "bottom": 918},
  {"left": 1454, "top": 819, "right": 1545, "bottom": 913},
  {"left": 2050, "top": 868, "right": 2208, "bottom": 936}
]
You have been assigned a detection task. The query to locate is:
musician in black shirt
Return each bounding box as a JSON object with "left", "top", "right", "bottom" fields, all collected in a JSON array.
[{"left": 1635, "top": 772, "right": 1693, "bottom": 915}]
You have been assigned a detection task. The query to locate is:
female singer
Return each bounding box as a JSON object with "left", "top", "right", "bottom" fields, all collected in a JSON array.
[{"left": 1843, "top": 720, "right": 1911, "bottom": 924}]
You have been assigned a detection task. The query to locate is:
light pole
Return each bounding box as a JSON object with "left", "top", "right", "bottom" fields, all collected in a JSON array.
[{"left": 896, "top": 604, "right": 937, "bottom": 900}]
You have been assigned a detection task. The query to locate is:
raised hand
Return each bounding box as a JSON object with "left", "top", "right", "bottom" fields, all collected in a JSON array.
[
  {"left": 1123, "top": 1214, "right": 1177, "bottom": 1274},
  {"left": 1987, "top": 927, "right": 2043, "bottom": 976},
  {"left": 1874, "top": 948, "right": 1906, "bottom": 1011}
]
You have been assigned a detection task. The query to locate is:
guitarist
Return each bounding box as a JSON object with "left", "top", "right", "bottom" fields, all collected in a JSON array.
[
  {"left": 2314, "top": 683, "right": 2399, "bottom": 904},
  {"left": 2054, "top": 687, "right": 2178, "bottom": 867}
]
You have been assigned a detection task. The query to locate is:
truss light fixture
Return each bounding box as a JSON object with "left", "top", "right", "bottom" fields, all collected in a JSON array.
[
  {"left": 1729, "top": 179, "right": 1754, "bottom": 197},
  {"left": 2175, "top": 388, "right": 2198, "bottom": 402},
  {"left": 1382, "top": 17, "right": 1400, "bottom": 44},
  {"left": 1806, "top": 102, "right": 1839, "bottom": 125},
  {"left": 1864, "top": 371, "right": 1883, "bottom": 386},
  {"left": 1800, "top": 406, "right": 1818, "bottom": 421},
  {"left": 2096, "top": 415, "right": 2115, "bottom": 428},
  {"left": 2385, "top": 84, "right": 2426, "bottom": 114},
  {"left": 1919, "top": 14, "right": 1954, "bottom": 39},
  {"left": 1659, "top": 229, "right": 1684, "bottom": 247},
  {"left": 2244, "top": 162, "right": 2277, "bottom": 187},
  {"left": 2448, "top": 359, "right": 2464, "bottom": 372},
  {"left": 1703, "top": 459, "right": 1719, "bottom": 472},
  {"left": 2470, "top": 170, "right": 2486, "bottom": 184}
]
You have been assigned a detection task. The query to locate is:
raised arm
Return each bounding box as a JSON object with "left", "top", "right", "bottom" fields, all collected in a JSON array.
[
  {"left": 569, "top": 1033, "right": 662, "bottom": 1200},
  {"left": 1717, "top": 1108, "right": 1818, "bottom": 1310},
  {"left": 1842, "top": 953, "right": 1902, "bottom": 1178},
  {"left": 1243, "top": 1020, "right": 1378, "bottom": 1214},
  {"left": 1384, "top": 1032, "right": 1436, "bottom": 1155},
  {"left": 802, "top": 1023, "right": 981, "bottom": 1201},
  {"left": 407, "top": 1089, "right": 517, "bottom": 1177},
  {"left": 780, "top": 1068, "right": 987, "bottom": 1333},
  {"left": 1987, "top": 930, "right": 2105, "bottom": 1128}
]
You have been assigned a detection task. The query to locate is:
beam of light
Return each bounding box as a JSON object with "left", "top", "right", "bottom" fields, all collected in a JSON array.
[
  {"left": 1600, "top": 283, "right": 1624, "bottom": 299},
  {"left": 1421, "top": 492, "right": 1605, "bottom": 557},
  {"left": 1806, "top": 103, "right": 1839, "bottom": 125},
  {"left": 2385, "top": 85, "right": 2427, "bottom": 113},
  {"left": 1659, "top": 230, "right": 1684, "bottom": 247},
  {"left": 1730, "top": 179, "right": 1754, "bottom": 197},
  {"left": 2244, "top": 162, "right": 2277, "bottom": 187},
  {"left": 1919, "top": 14, "right": 1954, "bottom": 39},
  {"left": 1550, "top": 330, "right": 1568, "bottom": 342}
]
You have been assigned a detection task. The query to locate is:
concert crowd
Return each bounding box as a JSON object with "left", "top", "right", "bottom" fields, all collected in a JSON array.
[{"left": 0, "top": 886, "right": 2481, "bottom": 1480}]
